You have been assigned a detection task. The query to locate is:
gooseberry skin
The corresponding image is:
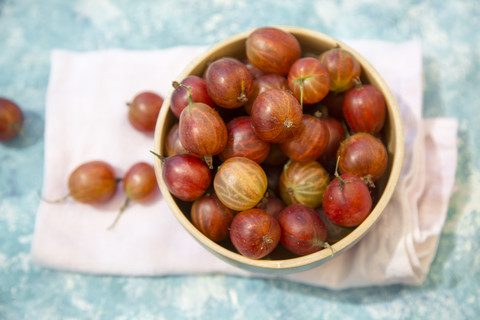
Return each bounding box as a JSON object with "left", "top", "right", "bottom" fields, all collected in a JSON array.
[
  {"left": 229, "top": 208, "right": 281, "bottom": 259},
  {"left": 68, "top": 161, "right": 118, "bottom": 204},
  {"left": 257, "top": 193, "right": 286, "bottom": 219},
  {"left": 205, "top": 57, "right": 254, "bottom": 109},
  {"left": 246, "top": 27, "right": 301, "bottom": 76},
  {"left": 250, "top": 89, "right": 303, "bottom": 143},
  {"left": 322, "top": 173, "right": 372, "bottom": 227},
  {"left": 219, "top": 116, "right": 270, "bottom": 164},
  {"left": 319, "top": 48, "right": 361, "bottom": 92},
  {"left": 342, "top": 82, "right": 386, "bottom": 134},
  {"left": 280, "top": 114, "right": 330, "bottom": 163},
  {"left": 170, "top": 75, "right": 215, "bottom": 119},
  {"left": 337, "top": 132, "right": 388, "bottom": 185},
  {"left": 277, "top": 204, "right": 328, "bottom": 256},
  {"left": 179, "top": 102, "right": 228, "bottom": 163},
  {"left": 162, "top": 154, "right": 212, "bottom": 202},
  {"left": 244, "top": 73, "right": 289, "bottom": 114},
  {"left": 190, "top": 193, "right": 236, "bottom": 242},
  {"left": 287, "top": 57, "right": 330, "bottom": 105},
  {"left": 0, "top": 97, "right": 24, "bottom": 141},
  {"left": 165, "top": 123, "right": 189, "bottom": 157},
  {"left": 127, "top": 91, "right": 164, "bottom": 132},
  {"left": 123, "top": 162, "right": 158, "bottom": 202},
  {"left": 317, "top": 117, "right": 347, "bottom": 173},
  {"left": 279, "top": 160, "right": 330, "bottom": 209},
  {"left": 213, "top": 157, "right": 268, "bottom": 211},
  {"left": 319, "top": 91, "right": 345, "bottom": 121},
  {"left": 243, "top": 57, "right": 265, "bottom": 79}
]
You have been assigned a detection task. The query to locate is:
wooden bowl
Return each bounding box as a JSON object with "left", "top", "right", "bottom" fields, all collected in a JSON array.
[{"left": 153, "top": 26, "right": 404, "bottom": 274}]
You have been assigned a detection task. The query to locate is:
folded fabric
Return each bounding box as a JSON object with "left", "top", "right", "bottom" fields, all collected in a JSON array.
[{"left": 31, "top": 40, "right": 458, "bottom": 289}]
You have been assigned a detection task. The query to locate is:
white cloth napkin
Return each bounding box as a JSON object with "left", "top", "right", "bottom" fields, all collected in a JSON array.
[{"left": 31, "top": 40, "right": 458, "bottom": 289}]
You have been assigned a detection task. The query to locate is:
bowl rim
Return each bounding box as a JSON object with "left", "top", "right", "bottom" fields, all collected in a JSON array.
[{"left": 153, "top": 25, "right": 405, "bottom": 272}]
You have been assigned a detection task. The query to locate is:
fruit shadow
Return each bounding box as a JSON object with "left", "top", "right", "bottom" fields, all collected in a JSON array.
[{"left": 1, "top": 110, "right": 44, "bottom": 148}]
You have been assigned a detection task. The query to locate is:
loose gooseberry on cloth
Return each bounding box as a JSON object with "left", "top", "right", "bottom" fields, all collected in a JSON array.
[
  {"left": 107, "top": 162, "right": 158, "bottom": 230},
  {"left": 127, "top": 91, "right": 164, "bottom": 133},
  {"left": 0, "top": 97, "right": 24, "bottom": 142},
  {"left": 67, "top": 160, "right": 119, "bottom": 205},
  {"left": 213, "top": 156, "right": 268, "bottom": 211},
  {"left": 229, "top": 208, "right": 281, "bottom": 259}
]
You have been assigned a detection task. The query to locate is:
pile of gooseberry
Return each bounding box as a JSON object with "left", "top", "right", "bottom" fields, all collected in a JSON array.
[{"left": 158, "top": 26, "right": 389, "bottom": 260}]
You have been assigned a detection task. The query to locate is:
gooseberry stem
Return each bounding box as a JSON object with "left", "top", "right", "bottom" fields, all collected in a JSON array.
[
  {"left": 16, "top": 124, "right": 25, "bottom": 137},
  {"left": 300, "top": 80, "right": 304, "bottom": 110},
  {"left": 203, "top": 155, "right": 214, "bottom": 170},
  {"left": 150, "top": 150, "right": 164, "bottom": 161},
  {"left": 334, "top": 156, "right": 345, "bottom": 185},
  {"left": 341, "top": 121, "right": 351, "bottom": 138},
  {"left": 352, "top": 77, "right": 363, "bottom": 89},
  {"left": 294, "top": 77, "right": 306, "bottom": 110},
  {"left": 323, "top": 242, "right": 335, "bottom": 257},
  {"left": 313, "top": 110, "right": 323, "bottom": 119},
  {"left": 237, "top": 80, "right": 248, "bottom": 103},
  {"left": 107, "top": 197, "right": 130, "bottom": 230},
  {"left": 295, "top": 75, "right": 313, "bottom": 110},
  {"left": 260, "top": 235, "right": 274, "bottom": 251},
  {"left": 175, "top": 82, "right": 194, "bottom": 110},
  {"left": 41, "top": 192, "right": 70, "bottom": 204}
]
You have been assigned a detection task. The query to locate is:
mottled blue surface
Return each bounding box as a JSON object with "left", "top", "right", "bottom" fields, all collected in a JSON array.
[{"left": 1, "top": 0, "right": 479, "bottom": 319}]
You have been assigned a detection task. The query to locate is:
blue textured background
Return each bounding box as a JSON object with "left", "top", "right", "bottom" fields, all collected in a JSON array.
[{"left": 1, "top": 0, "right": 479, "bottom": 319}]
